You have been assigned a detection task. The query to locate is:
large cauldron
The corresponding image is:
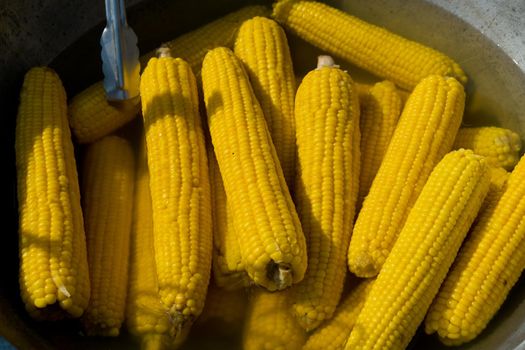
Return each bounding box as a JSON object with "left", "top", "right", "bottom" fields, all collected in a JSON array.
[{"left": 1, "top": 0, "right": 524, "bottom": 348}]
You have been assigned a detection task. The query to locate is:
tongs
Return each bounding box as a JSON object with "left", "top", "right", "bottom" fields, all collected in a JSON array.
[{"left": 100, "top": 0, "right": 140, "bottom": 102}]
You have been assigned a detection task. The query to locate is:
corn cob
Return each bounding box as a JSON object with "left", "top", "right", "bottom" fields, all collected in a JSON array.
[
  {"left": 234, "top": 16, "right": 296, "bottom": 187},
  {"left": 290, "top": 61, "right": 360, "bottom": 330},
  {"left": 194, "top": 282, "right": 248, "bottom": 337},
  {"left": 243, "top": 289, "right": 306, "bottom": 350},
  {"left": 425, "top": 155, "right": 525, "bottom": 345},
  {"left": 81, "top": 136, "right": 135, "bottom": 336},
  {"left": 358, "top": 80, "right": 402, "bottom": 206},
  {"left": 16, "top": 67, "right": 90, "bottom": 320},
  {"left": 69, "top": 5, "right": 269, "bottom": 145},
  {"left": 68, "top": 82, "right": 139, "bottom": 144},
  {"left": 272, "top": 0, "right": 466, "bottom": 90},
  {"left": 126, "top": 143, "right": 173, "bottom": 339},
  {"left": 140, "top": 55, "right": 212, "bottom": 330},
  {"left": 209, "top": 150, "right": 251, "bottom": 290},
  {"left": 345, "top": 149, "right": 490, "bottom": 350},
  {"left": 201, "top": 47, "right": 307, "bottom": 291},
  {"left": 140, "top": 5, "right": 270, "bottom": 75},
  {"left": 303, "top": 278, "right": 374, "bottom": 350},
  {"left": 348, "top": 75, "right": 465, "bottom": 277},
  {"left": 453, "top": 126, "right": 522, "bottom": 170}
]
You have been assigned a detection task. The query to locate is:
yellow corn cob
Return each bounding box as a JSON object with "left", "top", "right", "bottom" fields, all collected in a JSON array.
[
  {"left": 194, "top": 282, "right": 248, "bottom": 337},
  {"left": 126, "top": 143, "right": 173, "bottom": 339},
  {"left": 68, "top": 82, "right": 139, "bottom": 144},
  {"left": 209, "top": 150, "right": 251, "bottom": 290},
  {"left": 358, "top": 80, "right": 402, "bottom": 206},
  {"left": 16, "top": 67, "right": 90, "bottom": 320},
  {"left": 201, "top": 47, "right": 307, "bottom": 291},
  {"left": 141, "top": 54, "right": 212, "bottom": 331},
  {"left": 303, "top": 278, "right": 374, "bottom": 350},
  {"left": 348, "top": 75, "right": 465, "bottom": 277},
  {"left": 81, "top": 136, "right": 135, "bottom": 336},
  {"left": 291, "top": 62, "right": 360, "bottom": 330},
  {"left": 453, "top": 126, "right": 522, "bottom": 170},
  {"left": 140, "top": 5, "right": 271, "bottom": 74},
  {"left": 69, "top": 6, "right": 269, "bottom": 145},
  {"left": 243, "top": 289, "right": 306, "bottom": 350},
  {"left": 425, "top": 155, "right": 525, "bottom": 345},
  {"left": 345, "top": 149, "right": 490, "bottom": 350},
  {"left": 272, "top": 0, "right": 467, "bottom": 90},
  {"left": 234, "top": 16, "right": 296, "bottom": 187}
]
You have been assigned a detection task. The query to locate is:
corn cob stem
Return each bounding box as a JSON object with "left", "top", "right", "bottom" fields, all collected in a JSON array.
[
  {"left": 81, "top": 136, "right": 135, "bottom": 336},
  {"left": 348, "top": 75, "right": 465, "bottom": 277},
  {"left": 140, "top": 55, "right": 212, "bottom": 331},
  {"left": 273, "top": 0, "right": 466, "bottom": 90},
  {"left": 201, "top": 47, "right": 307, "bottom": 291},
  {"left": 345, "top": 149, "right": 490, "bottom": 350},
  {"left": 425, "top": 156, "right": 525, "bottom": 345},
  {"left": 16, "top": 67, "right": 90, "bottom": 320},
  {"left": 234, "top": 16, "right": 297, "bottom": 187},
  {"left": 290, "top": 58, "right": 360, "bottom": 330}
]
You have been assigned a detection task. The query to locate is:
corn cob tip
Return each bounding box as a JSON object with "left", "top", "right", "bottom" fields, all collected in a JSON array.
[
  {"left": 316, "top": 55, "right": 339, "bottom": 69},
  {"left": 272, "top": 0, "right": 296, "bottom": 19},
  {"left": 348, "top": 253, "right": 377, "bottom": 278},
  {"left": 449, "top": 62, "right": 468, "bottom": 85},
  {"left": 267, "top": 261, "right": 293, "bottom": 290}
]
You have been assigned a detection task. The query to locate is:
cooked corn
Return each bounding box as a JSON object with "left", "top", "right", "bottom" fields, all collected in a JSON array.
[
  {"left": 68, "top": 82, "right": 139, "bottom": 144},
  {"left": 201, "top": 47, "right": 307, "bottom": 291},
  {"left": 126, "top": 142, "right": 172, "bottom": 339},
  {"left": 348, "top": 75, "right": 465, "bottom": 277},
  {"left": 272, "top": 0, "right": 467, "bottom": 90},
  {"left": 358, "top": 80, "right": 402, "bottom": 206},
  {"left": 208, "top": 150, "right": 251, "bottom": 290},
  {"left": 81, "top": 136, "right": 135, "bottom": 336},
  {"left": 291, "top": 62, "right": 360, "bottom": 330},
  {"left": 346, "top": 149, "right": 490, "bottom": 350},
  {"left": 234, "top": 16, "right": 296, "bottom": 186},
  {"left": 16, "top": 67, "right": 90, "bottom": 320},
  {"left": 140, "top": 55, "right": 212, "bottom": 330},
  {"left": 425, "top": 156, "right": 525, "bottom": 345}
]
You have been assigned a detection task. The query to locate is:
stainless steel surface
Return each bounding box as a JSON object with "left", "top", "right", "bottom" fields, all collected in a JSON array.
[
  {"left": 430, "top": 0, "right": 525, "bottom": 71},
  {"left": 101, "top": 0, "right": 140, "bottom": 100},
  {"left": 0, "top": 0, "right": 524, "bottom": 349}
]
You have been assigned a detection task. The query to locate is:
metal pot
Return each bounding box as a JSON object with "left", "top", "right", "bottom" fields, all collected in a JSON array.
[{"left": 1, "top": 0, "right": 524, "bottom": 348}]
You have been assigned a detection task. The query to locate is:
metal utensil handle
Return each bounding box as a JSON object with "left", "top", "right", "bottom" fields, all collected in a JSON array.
[
  {"left": 105, "top": 0, "right": 126, "bottom": 97},
  {"left": 101, "top": 0, "right": 140, "bottom": 101}
]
